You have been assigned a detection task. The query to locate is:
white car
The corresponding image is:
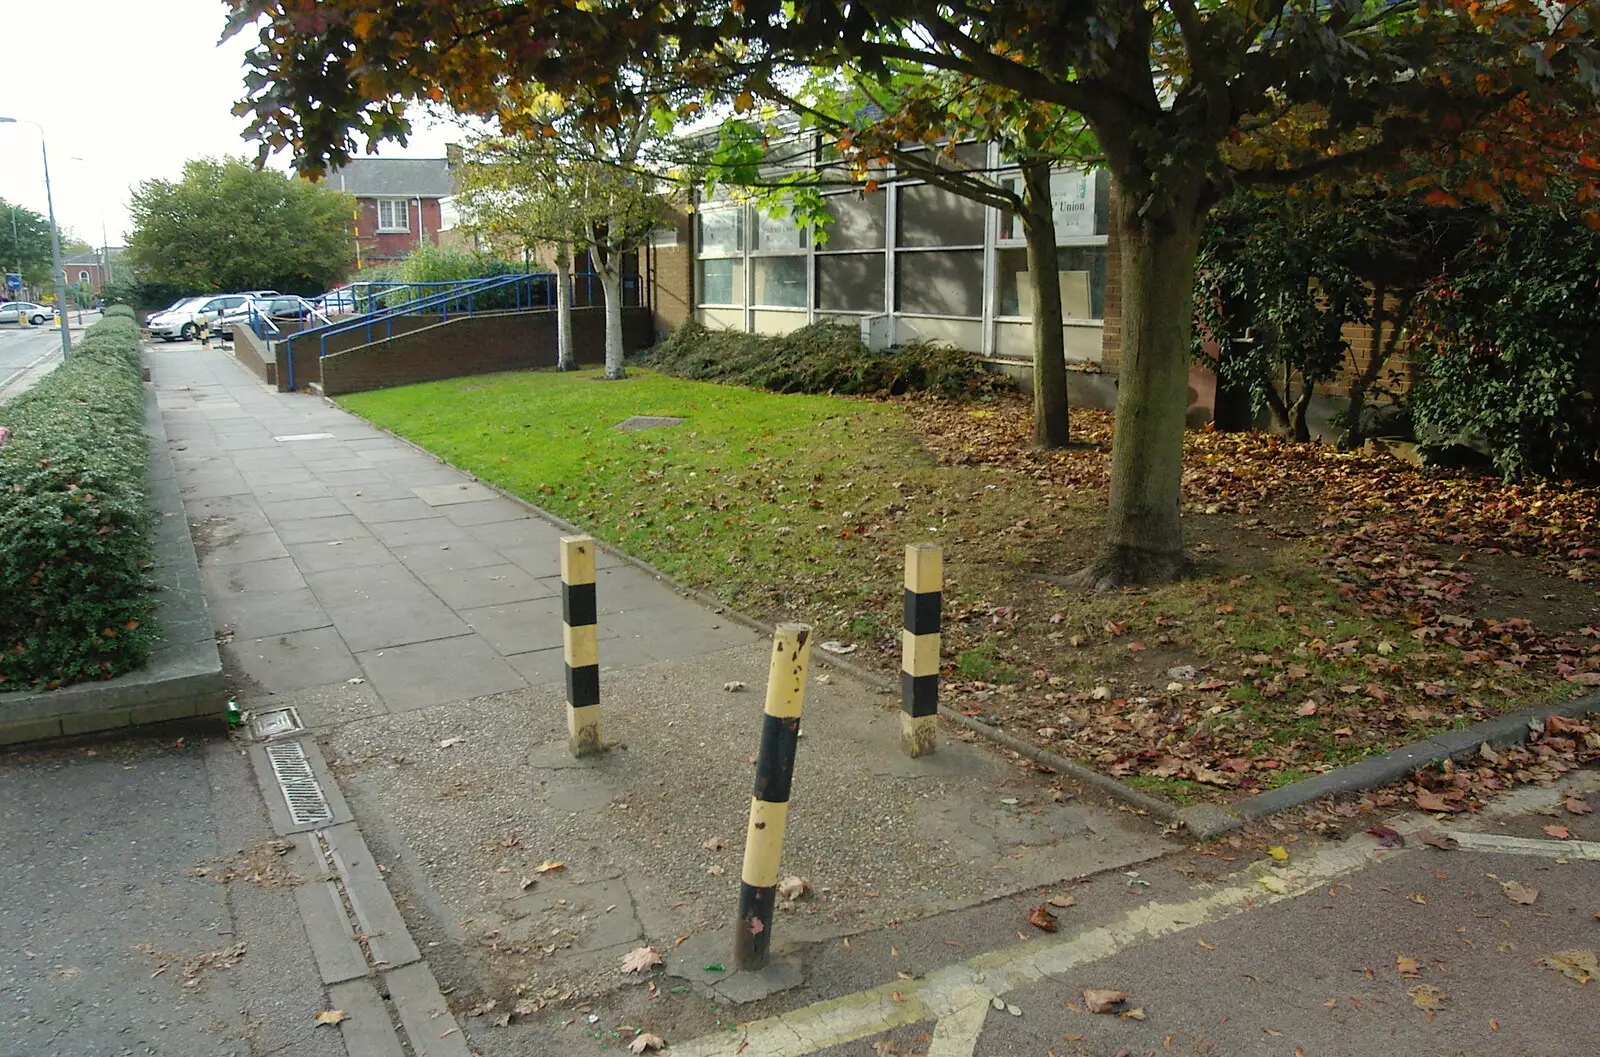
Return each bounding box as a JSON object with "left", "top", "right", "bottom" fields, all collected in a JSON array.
[
  {"left": 145, "top": 297, "right": 212, "bottom": 341},
  {"left": 0, "top": 301, "right": 58, "bottom": 325},
  {"left": 146, "top": 293, "right": 256, "bottom": 341}
]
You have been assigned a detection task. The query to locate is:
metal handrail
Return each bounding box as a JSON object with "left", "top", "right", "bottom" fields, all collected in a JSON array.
[{"left": 282, "top": 273, "right": 556, "bottom": 390}]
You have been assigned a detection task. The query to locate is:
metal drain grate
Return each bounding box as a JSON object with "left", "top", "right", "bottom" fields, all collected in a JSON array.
[
  {"left": 264, "top": 741, "right": 334, "bottom": 826},
  {"left": 248, "top": 706, "right": 304, "bottom": 740}
]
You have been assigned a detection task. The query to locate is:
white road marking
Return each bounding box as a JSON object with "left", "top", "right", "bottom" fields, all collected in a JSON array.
[
  {"left": 668, "top": 828, "right": 1421, "bottom": 1057},
  {"left": 1442, "top": 831, "right": 1600, "bottom": 860},
  {"left": 927, "top": 1000, "right": 990, "bottom": 1057}
]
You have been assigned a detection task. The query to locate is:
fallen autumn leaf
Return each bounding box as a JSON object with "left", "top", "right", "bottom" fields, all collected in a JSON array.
[
  {"left": 1536, "top": 949, "right": 1596, "bottom": 984},
  {"left": 1083, "top": 989, "right": 1129, "bottom": 1014},
  {"left": 621, "top": 946, "right": 663, "bottom": 974},
  {"left": 1501, "top": 880, "right": 1539, "bottom": 905},
  {"left": 1026, "top": 905, "right": 1058, "bottom": 932},
  {"left": 313, "top": 1010, "right": 346, "bottom": 1026},
  {"left": 629, "top": 1031, "right": 665, "bottom": 1053}
]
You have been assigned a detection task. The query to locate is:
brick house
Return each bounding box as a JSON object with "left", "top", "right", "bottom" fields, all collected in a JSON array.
[
  {"left": 326, "top": 157, "right": 457, "bottom": 267},
  {"left": 59, "top": 247, "right": 126, "bottom": 294}
]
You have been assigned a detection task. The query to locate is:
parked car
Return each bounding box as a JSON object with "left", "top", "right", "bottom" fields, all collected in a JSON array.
[
  {"left": 144, "top": 296, "right": 213, "bottom": 340},
  {"left": 260, "top": 295, "right": 319, "bottom": 320},
  {"left": 0, "top": 301, "right": 56, "bottom": 325}
]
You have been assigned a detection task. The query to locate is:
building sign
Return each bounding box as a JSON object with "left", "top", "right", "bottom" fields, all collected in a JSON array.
[{"left": 1049, "top": 171, "right": 1097, "bottom": 238}]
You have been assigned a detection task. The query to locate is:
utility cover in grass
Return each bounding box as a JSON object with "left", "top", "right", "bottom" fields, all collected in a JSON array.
[{"left": 614, "top": 415, "right": 685, "bottom": 431}]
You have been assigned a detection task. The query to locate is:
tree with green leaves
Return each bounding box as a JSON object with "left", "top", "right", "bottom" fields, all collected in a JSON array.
[
  {"left": 1, "top": 199, "right": 55, "bottom": 290},
  {"left": 126, "top": 157, "right": 354, "bottom": 296},
  {"left": 227, "top": 0, "right": 1600, "bottom": 587}
]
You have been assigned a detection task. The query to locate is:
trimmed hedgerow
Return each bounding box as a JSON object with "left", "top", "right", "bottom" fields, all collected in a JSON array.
[
  {"left": 1, "top": 312, "right": 158, "bottom": 691},
  {"left": 645, "top": 320, "right": 1013, "bottom": 399}
]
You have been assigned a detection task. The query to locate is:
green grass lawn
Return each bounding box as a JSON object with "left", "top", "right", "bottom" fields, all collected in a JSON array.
[
  {"left": 340, "top": 368, "right": 960, "bottom": 633},
  {"left": 339, "top": 366, "right": 1585, "bottom": 803}
]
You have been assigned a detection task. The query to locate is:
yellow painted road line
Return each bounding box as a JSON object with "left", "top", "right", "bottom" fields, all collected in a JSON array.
[
  {"left": 926, "top": 1000, "right": 990, "bottom": 1057},
  {"left": 670, "top": 829, "right": 1420, "bottom": 1057}
]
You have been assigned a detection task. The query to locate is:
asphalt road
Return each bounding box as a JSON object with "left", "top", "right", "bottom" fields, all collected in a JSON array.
[
  {"left": 0, "top": 317, "right": 81, "bottom": 403},
  {"left": 0, "top": 735, "right": 347, "bottom": 1057}
]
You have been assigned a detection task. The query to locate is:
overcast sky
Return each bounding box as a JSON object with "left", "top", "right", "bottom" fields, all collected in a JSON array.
[{"left": 0, "top": 0, "right": 459, "bottom": 247}]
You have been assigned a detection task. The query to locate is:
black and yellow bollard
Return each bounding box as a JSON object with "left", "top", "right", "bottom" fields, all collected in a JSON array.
[
  {"left": 561, "top": 535, "right": 602, "bottom": 757},
  {"left": 734, "top": 622, "right": 813, "bottom": 971},
  {"left": 901, "top": 542, "right": 942, "bottom": 758}
]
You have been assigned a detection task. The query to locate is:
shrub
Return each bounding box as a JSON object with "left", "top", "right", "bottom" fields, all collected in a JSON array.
[
  {"left": 1, "top": 315, "right": 157, "bottom": 691},
  {"left": 646, "top": 320, "right": 1012, "bottom": 398},
  {"left": 1409, "top": 198, "right": 1600, "bottom": 481}
]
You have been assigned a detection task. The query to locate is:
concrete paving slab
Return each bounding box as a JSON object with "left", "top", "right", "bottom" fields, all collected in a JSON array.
[
  {"left": 259, "top": 495, "right": 350, "bottom": 523},
  {"left": 327, "top": 593, "right": 472, "bottom": 653},
  {"left": 225, "top": 626, "right": 363, "bottom": 693},
  {"left": 304, "top": 562, "right": 434, "bottom": 609},
  {"left": 369, "top": 516, "right": 479, "bottom": 548},
  {"left": 287, "top": 536, "right": 397, "bottom": 573},
  {"left": 345, "top": 495, "right": 442, "bottom": 523},
  {"left": 464, "top": 516, "right": 567, "bottom": 552},
  {"left": 503, "top": 645, "right": 569, "bottom": 686},
  {"left": 440, "top": 497, "right": 532, "bottom": 527},
  {"left": 275, "top": 513, "right": 376, "bottom": 545},
  {"left": 179, "top": 474, "right": 252, "bottom": 499},
  {"left": 209, "top": 587, "right": 333, "bottom": 639},
  {"left": 316, "top": 467, "right": 396, "bottom": 488},
  {"left": 202, "top": 555, "right": 309, "bottom": 594},
  {"left": 392, "top": 538, "right": 509, "bottom": 573},
  {"left": 355, "top": 635, "right": 528, "bottom": 712},
  {"left": 327, "top": 978, "right": 407, "bottom": 1057},
  {"left": 381, "top": 463, "right": 471, "bottom": 486},
  {"left": 413, "top": 480, "right": 499, "bottom": 506},
  {"left": 385, "top": 962, "right": 473, "bottom": 1057},
  {"left": 458, "top": 598, "right": 595, "bottom": 656},
  {"left": 197, "top": 529, "right": 290, "bottom": 567},
  {"left": 412, "top": 562, "right": 558, "bottom": 610},
  {"left": 256, "top": 479, "right": 335, "bottom": 504}
]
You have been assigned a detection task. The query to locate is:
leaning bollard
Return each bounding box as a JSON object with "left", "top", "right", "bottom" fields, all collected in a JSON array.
[
  {"left": 734, "top": 622, "right": 813, "bottom": 971},
  {"left": 901, "top": 543, "right": 942, "bottom": 758},
  {"left": 561, "top": 535, "right": 602, "bottom": 757}
]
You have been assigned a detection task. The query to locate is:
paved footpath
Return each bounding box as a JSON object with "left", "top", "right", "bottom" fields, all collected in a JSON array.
[{"left": 83, "top": 341, "right": 1598, "bottom": 1057}]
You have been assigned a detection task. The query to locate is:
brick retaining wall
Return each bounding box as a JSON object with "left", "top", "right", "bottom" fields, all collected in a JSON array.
[{"left": 319, "top": 306, "right": 652, "bottom": 396}]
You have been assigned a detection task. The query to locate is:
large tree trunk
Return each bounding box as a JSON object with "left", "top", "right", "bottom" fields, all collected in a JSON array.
[
  {"left": 1340, "top": 288, "right": 1412, "bottom": 450},
  {"left": 555, "top": 242, "right": 575, "bottom": 371},
  {"left": 598, "top": 264, "right": 626, "bottom": 380},
  {"left": 1019, "top": 161, "right": 1070, "bottom": 449},
  {"left": 1069, "top": 202, "right": 1202, "bottom": 590}
]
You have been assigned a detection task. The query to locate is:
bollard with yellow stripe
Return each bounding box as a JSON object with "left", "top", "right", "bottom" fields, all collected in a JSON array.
[
  {"left": 734, "top": 622, "right": 813, "bottom": 971},
  {"left": 561, "top": 535, "right": 602, "bottom": 757},
  {"left": 901, "top": 543, "right": 942, "bottom": 758}
]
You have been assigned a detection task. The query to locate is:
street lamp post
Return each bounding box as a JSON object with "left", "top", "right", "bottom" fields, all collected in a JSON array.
[{"left": 0, "top": 116, "right": 72, "bottom": 354}]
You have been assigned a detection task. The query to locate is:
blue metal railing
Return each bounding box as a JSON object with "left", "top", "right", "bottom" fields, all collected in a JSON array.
[
  {"left": 282, "top": 274, "right": 555, "bottom": 390},
  {"left": 247, "top": 301, "right": 281, "bottom": 341},
  {"left": 277, "top": 270, "right": 643, "bottom": 391}
]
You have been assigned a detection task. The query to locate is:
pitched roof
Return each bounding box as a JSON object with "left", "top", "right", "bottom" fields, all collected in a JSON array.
[
  {"left": 62, "top": 250, "right": 105, "bottom": 266},
  {"left": 328, "top": 157, "right": 454, "bottom": 198}
]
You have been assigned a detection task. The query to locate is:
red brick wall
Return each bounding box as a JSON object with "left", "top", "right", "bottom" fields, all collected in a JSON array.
[
  {"left": 353, "top": 197, "right": 444, "bottom": 265},
  {"left": 319, "top": 306, "right": 653, "bottom": 396},
  {"left": 275, "top": 315, "right": 439, "bottom": 391}
]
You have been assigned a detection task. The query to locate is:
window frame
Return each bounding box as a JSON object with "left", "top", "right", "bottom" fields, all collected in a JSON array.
[{"left": 376, "top": 198, "right": 411, "bottom": 233}]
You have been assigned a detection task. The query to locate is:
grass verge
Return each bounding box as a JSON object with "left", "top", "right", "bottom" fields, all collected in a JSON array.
[{"left": 340, "top": 367, "right": 1597, "bottom": 803}]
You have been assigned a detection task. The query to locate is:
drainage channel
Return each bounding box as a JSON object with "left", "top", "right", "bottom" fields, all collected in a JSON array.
[{"left": 264, "top": 739, "right": 334, "bottom": 827}]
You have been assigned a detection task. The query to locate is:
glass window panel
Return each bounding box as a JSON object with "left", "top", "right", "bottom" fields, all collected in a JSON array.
[
  {"left": 995, "top": 244, "right": 1108, "bottom": 320},
  {"left": 896, "top": 183, "right": 986, "bottom": 247},
  {"left": 753, "top": 257, "right": 807, "bottom": 307},
  {"left": 697, "top": 258, "right": 744, "bottom": 305},
  {"left": 895, "top": 249, "right": 984, "bottom": 316},
  {"left": 815, "top": 252, "right": 885, "bottom": 313},
  {"left": 821, "top": 192, "right": 886, "bottom": 250},
  {"left": 754, "top": 209, "right": 809, "bottom": 252},
  {"left": 1000, "top": 168, "right": 1111, "bottom": 241},
  {"left": 697, "top": 208, "right": 743, "bottom": 254}
]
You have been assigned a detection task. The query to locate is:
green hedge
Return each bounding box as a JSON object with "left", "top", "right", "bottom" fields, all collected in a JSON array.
[
  {"left": 645, "top": 320, "right": 1014, "bottom": 398},
  {"left": 1, "top": 313, "right": 157, "bottom": 691}
]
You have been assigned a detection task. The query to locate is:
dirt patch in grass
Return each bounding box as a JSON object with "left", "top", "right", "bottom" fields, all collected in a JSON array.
[{"left": 341, "top": 370, "right": 1600, "bottom": 805}]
